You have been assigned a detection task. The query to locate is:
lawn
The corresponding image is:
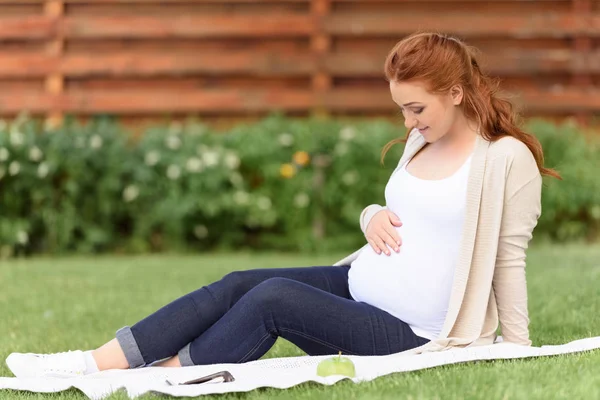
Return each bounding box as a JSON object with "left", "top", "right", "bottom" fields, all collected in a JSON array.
[{"left": 1, "top": 242, "right": 599, "bottom": 399}]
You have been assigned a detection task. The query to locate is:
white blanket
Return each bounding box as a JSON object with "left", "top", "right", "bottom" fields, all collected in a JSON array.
[{"left": 2, "top": 336, "right": 599, "bottom": 400}]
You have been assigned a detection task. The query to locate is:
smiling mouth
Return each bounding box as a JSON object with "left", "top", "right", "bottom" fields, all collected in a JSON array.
[{"left": 418, "top": 127, "right": 429, "bottom": 133}]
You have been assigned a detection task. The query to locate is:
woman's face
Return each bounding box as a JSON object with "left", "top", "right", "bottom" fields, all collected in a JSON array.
[{"left": 389, "top": 80, "right": 463, "bottom": 143}]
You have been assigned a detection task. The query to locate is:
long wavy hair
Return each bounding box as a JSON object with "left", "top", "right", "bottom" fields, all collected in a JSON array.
[{"left": 382, "top": 32, "right": 561, "bottom": 179}]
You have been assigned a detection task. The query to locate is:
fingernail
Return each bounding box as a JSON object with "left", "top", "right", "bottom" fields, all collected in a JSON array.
[{"left": 395, "top": 247, "right": 399, "bottom": 252}]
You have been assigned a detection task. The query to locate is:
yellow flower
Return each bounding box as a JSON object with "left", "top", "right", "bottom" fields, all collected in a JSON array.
[
  {"left": 293, "top": 151, "right": 310, "bottom": 167},
  {"left": 280, "top": 163, "right": 296, "bottom": 179}
]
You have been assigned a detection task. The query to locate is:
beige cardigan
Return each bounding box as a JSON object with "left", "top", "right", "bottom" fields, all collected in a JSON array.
[{"left": 334, "top": 129, "right": 542, "bottom": 353}]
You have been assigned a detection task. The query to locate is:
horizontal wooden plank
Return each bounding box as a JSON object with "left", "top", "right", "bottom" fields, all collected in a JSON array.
[
  {"left": 0, "top": 52, "right": 314, "bottom": 77},
  {"left": 0, "top": 54, "right": 55, "bottom": 77},
  {"left": 4, "top": 49, "right": 597, "bottom": 78},
  {"left": 61, "top": 52, "right": 315, "bottom": 77},
  {"left": 0, "top": 92, "right": 53, "bottom": 113},
  {"left": 325, "top": 13, "right": 600, "bottom": 37},
  {"left": 325, "top": 50, "right": 600, "bottom": 76},
  {"left": 62, "top": 0, "right": 308, "bottom": 2},
  {"left": 320, "top": 88, "right": 600, "bottom": 113},
  {"left": 1, "top": 88, "right": 599, "bottom": 115},
  {"left": 57, "top": 0, "right": 554, "bottom": 2},
  {"left": 0, "top": 0, "right": 540, "bottom": 2},
  {"left": 2, "top": 13, "right": 598, "bottom": 40},
  {"left": 333, "top": 0, "right": 562, "bottom": 2},
  {"left": 63, "top": 15, "right": 314, "bottom": 38},
  {"left": 0, "top": 17, "right": 55, "bottom": 39},
  {"left": 0, "top": 89, "right": 313, "bottom": 114},
  {"left": 65, "top": 90, "right": 313, "bottom": 113},
  {"left": 0, "top": 0, "right": 308, "bottom": 3}
]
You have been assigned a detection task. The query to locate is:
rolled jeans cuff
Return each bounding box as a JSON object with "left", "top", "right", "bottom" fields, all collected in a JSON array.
[
  {"left": 116, "top": 326, "right": 146, "bottom": 369},
  {"left": 178, "top": 343, "right": 194, "bottom": 367}
]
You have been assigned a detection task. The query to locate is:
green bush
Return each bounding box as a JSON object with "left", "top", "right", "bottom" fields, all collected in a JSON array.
[{"left": 0, "top": 114, "right": 598, "bottom": 258}]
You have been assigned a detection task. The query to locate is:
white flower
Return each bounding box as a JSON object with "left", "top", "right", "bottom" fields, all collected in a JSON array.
[
  {"left": 0, "top": 147, "right": 9, "bottom": 162},
  {"left": 257, "top": 196, "right": 272, "bottom": 211},
  {"left": 16, "top": 231, "right": 29, "bottom": 245},
  {"left": 229, "top": 172, "right": 243, "bottom": 187},
  {"left": 29, "top": 146, "right": 43, "bottom": 162},
  {"left": 144, "top": 151, "right": 161, "bottom": 166},
  {"left": 165, "top": 135, "right": 182, "bottom": 150},
  {"left": 0, "top": 166, "right": 5, "bottom": 180},
  {"left": 334, "top": 142, "right": 349, "bottom": 156},
  {"left": 193, "top": 225, "right": 208, "bottom": 239},
  {"left": 278, "top": 133, "right": 294, "bottom": 147},
  {"left": 9, "top": 129, "right": 24, "bottom": 147},
  {"left": 233, "top": 191, "right": 250, "bottom": 205},
  {"left": 8, "top": 161, "right": 20, "bottom": 176},
  {"left": 224, "top": 152, "right": 240, "bottom": 170},
  {"left": 339, "top": 126, "right": 357, "bottom": 141},
  {"left": 293, "top": 193, "right": 310, "bottom": 208},
  {"left": 122, "top": 185, "right": 140, "bottom": 202},
  {"left": 90, "top": 135, "right": 103, "bottom": 149},
  {"left": 168, "top": 121, "right": 183, "bottom": 136},
  {"left": 166, "top": 164, "right": 181, "bottom": 180},
  {"left": 37, "top": 162, "right": 49, "bottom": 179},
  {"left": 202, "top": 151, "right": 219, "bottom": 167},
  {"left": 185, "top": 157, "right": 204, "bottom": 173},
  {"left": 342, "top": 170, "right": 359, "bottom": 186}
]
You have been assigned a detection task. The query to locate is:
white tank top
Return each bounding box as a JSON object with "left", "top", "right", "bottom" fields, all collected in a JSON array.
[{"left": 348, "top": 153, "right": 473, "bottom": 340}]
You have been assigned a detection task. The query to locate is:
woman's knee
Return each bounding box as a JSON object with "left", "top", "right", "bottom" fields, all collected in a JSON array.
[
  {"left": 219, "top": 270, "right": 258, "bottom": 293},
  {"left": 244, "top": 277, "right": 304, "bottom": 307}
]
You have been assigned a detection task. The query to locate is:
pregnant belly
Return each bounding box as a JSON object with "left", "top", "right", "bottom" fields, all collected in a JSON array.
[{"left": 348, "top": 240, "right": 457, "bottom": 324}]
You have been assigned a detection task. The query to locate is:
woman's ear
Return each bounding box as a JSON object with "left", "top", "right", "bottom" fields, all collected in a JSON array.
[{"left": 450, "top": 85, "right": 463, "bottom": 106}]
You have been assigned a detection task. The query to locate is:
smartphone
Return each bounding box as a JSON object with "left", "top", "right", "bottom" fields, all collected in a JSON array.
[{"left": 166, "top": 370, "right": 235, "bottom": 386}]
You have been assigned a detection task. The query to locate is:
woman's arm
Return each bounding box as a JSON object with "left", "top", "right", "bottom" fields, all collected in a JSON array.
[{"left": 493, "top": 173, "right": 542, "bottom": 346}]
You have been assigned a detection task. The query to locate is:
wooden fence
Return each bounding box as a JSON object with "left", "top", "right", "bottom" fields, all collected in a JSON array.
[{"left": 0, "top": 0, "right": 598, "bottom": 126}]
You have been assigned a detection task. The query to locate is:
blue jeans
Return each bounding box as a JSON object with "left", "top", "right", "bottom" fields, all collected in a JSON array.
[{"left": 115, "top": 265, "right": 430, "bottom": 367}]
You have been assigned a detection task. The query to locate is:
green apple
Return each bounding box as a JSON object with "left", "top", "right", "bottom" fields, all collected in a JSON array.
[{"left": 316, "top": 351, "right": 356, "bottom": 378}]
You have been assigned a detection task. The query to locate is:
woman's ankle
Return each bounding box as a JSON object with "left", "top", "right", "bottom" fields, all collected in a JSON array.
[
  {"left": 154, "top": 355, "right": 182, "bottom": 368},
  {"left": 92, "top": 339, "right": 130, "bottom": 371}
]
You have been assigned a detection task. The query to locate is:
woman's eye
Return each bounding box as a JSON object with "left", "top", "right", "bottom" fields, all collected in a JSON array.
[{"left": 414, "top": 108, "right": 424, "bottom": 114}]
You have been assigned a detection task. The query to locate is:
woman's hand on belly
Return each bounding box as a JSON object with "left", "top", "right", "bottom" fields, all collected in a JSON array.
[{"left": 365, "top": 210, "right": 403, "bottom": 255}]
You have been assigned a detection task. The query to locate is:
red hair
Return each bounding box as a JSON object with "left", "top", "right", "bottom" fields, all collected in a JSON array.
[{"left": 382, "top": 32, "right": 561, "bottom": 179}]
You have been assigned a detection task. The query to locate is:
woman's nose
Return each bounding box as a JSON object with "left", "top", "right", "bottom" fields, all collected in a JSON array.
[{"left": 404, "top": 116, "right": 416, "bottom": 129}]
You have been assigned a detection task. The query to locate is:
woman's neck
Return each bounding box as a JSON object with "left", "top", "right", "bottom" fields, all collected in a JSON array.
[{"left": 433, "top": 114, "right": 479, "bottom": 152}]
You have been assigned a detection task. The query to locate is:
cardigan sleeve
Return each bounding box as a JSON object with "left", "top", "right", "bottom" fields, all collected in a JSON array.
[
  {"left": 359, "top": 204, "right": 387, "bottom": 234},
  {"left": 493, "top": 173, "right": 542, "bottom": 346}
]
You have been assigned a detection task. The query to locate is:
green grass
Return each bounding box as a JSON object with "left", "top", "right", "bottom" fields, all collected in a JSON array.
[{"left": 1, "top": 243, "right": 600, "bottom": 399}]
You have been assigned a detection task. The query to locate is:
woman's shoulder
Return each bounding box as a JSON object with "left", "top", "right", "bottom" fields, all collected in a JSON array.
[
  {"left": 488, "top": 135, "right": 530, "bottom": 156},
  {"left": 487, "top": 135, "right": 540, "bottom": 179},
  {"left": 488, "top": 135, "right": 536, "bottom": 163}
]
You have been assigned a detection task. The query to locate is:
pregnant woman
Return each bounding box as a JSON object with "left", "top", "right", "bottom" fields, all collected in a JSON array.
[{"left": 6, "top": 32, "right": 560, "bottom": 378}]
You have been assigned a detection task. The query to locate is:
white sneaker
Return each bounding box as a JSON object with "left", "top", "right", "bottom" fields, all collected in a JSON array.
[{"left": 6, "top": 350, "right": 87, "bottom": 378}]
